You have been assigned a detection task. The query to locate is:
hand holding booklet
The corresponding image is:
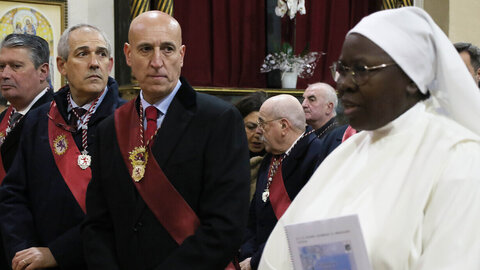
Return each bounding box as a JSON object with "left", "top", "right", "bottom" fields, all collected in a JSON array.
[{"left": 284, "top": 214, "right": 372, "bottom": 270}]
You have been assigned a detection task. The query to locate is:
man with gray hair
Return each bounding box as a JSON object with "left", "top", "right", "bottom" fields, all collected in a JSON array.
[
  {"left": 0, "top": 34, "right": 53, "bottom": 178},
  {"left": 0, "top": 24, "right": 124, "bottom": 270},
  {"left": 454, "top": 42, "right": 480, "bottom": 87},
  {"left": 0, "top": 33, "right": 53, "bottom": 270},
  {"left": 239, "top": 94, "right": 323, "bottom": 270},
  {"left": 301, "top": 82, "right": 340, "bottom": 138}
]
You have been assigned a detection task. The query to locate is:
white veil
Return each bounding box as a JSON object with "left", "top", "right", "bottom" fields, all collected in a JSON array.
[{"left": 348, "top": 7, "right": 480, "bottom": 135}]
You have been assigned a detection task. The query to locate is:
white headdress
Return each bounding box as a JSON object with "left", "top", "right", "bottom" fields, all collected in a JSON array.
[{"left": 349, "top": 7, "right": 480, "bottom": 135}]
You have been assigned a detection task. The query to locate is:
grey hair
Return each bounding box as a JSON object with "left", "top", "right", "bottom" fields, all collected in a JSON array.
[
  {"left": 1, "top": 33, "right": 49, "bottom": 68},
  {"left": 454, "top": 42, "right": 480, "bottom": 72},
  {"left": 268, "top": 95, "right": 306, "bottom": 132},
  {"left": 57, "top": 24, "right": 112, "bottom": 60},
  {"left": 307, "top": 82, "right": 338, "bottom": 116}
]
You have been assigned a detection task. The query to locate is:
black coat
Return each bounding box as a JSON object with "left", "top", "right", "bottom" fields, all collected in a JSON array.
[
  {"left": 0, "top": 89, "right": 53, "bottom": 172},
  {"left": 0, "top": 89, "right": 53, "bottom": 270},
  {"left": 83, "top": 77, "right": 251, "bottom": 270},
  {"left": 0, "top": 78, "right": 124, "bottom": 270},
  {"left": 240, "top": 129, "right": 324, "bottom": 269}
]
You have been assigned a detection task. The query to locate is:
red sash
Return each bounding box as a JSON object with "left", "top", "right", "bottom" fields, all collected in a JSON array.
[
  {"left": 48, "top": 101, "right": 91, "bottom": 213},
  {"left": 342, "top": 125, "right": 357, "bottom": 142},
  {"left": 269, "top": 160, "right": 291, "bottom": 220},
  {"left": 0, "top": 106, "right": 14, "bottom": 184},
  {"left": 114, "top": 99, "right": 200, "bottom": 245}
]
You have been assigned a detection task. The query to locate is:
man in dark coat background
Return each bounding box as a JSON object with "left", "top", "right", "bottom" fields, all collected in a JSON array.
[
  {"left": 0, "top": 33, "right": 54, "bottom": 270},
  {"left": 239, "top": 94, "right": 324, "bottom": 270},
  {"left": 83, "top": 11, "right": 250, "bottom": 270},
  {"left": 0, "top": 24, "right": 124, "bottom": 270}
]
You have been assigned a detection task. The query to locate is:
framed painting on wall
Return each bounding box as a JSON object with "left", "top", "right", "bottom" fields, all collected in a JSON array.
[{"left": 0, "top": 0, "right": 67, "bottom": 91}]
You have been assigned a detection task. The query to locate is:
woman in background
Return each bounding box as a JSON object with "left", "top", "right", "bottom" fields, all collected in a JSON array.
[{"left": 235, "top": 91, "right": 268, "bottom": 200}]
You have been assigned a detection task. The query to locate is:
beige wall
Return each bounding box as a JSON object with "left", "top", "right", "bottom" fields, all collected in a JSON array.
[
  {"left": 67, "top": 0, "right": 115, "bottom": 76},
  {"left": 423, "top": 0, "right": 480, "bottom": 46}
]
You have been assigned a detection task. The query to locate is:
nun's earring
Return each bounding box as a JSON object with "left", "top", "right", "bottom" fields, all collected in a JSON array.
[{"left": 406, "top": 82, "right": 419, "bottom": 95}]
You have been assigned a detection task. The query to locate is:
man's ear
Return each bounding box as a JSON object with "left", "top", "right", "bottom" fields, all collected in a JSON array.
[
  {"left": 476, "top": 68, "right": 480, "bottom": 84},
  {"left": 56, "top": 56, "right": 67, "bottom": 76},
  {"left": 38, "top": 63, "right": 49, "bottom": 83},
  {"left": 124, "top": 42, "right": 132, "bottom": 66},
  {"left": 326, "top": 102, "right": 334, "bottom": 115}
]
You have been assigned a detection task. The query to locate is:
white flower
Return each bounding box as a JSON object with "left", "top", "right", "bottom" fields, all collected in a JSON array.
[
  {"left": 275, "top": 0, "right": 288, "bottom": 17},
  {"left": 298, "top": 0, "right": 306, "bottom": 15},
  {"left": 275, "top": 0, "right": 306, "bottom": 19}
]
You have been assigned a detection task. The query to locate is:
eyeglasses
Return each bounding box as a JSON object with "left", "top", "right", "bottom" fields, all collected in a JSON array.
[
  {"left": 330, "top": 61, "right": 397, "bottom": 85},
  {"left": 256, "top": 118, "right": 282, "bottom": 129}
]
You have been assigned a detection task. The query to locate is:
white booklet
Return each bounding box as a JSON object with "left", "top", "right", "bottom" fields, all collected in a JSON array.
[{"left": 284, "top": 214, "right": 372, "bottom": 270}]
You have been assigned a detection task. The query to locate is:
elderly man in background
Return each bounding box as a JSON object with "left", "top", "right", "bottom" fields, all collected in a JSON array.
[
  {"left": 301, "top": 82, "right": 340, "bottom": 138},
  {"left": 302, "top": 82, "right": 348, "bottom": 157},
  {"left": 0, "top": 24, "right": 123, "bottom": 270},
  {"left": 454, "top": 42, "right": 480, "bottom": 87},
  {"left": 0, "top": 34, "right": 53, "bottom": 270},
  {"left": 239, "top": 94, "right": 323, "bottom": 270}
]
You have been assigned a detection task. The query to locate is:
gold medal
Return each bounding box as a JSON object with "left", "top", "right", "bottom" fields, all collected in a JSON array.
[
  {"left": 129, "top": 146, "right": 148, "bottom": 182},
  {"left": 132, "top": 165, "right": 145, "bottom": 182}
]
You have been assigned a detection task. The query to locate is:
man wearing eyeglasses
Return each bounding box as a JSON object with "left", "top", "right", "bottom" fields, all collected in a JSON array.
[
  {"left": 454, "top": 42, "right": 480, "bottom": 87},
  {"left": 239, "top": 94, "right": 323, "bottom": 270}
]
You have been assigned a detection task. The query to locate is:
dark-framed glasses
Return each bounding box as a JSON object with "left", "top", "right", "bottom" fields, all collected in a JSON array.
[
  {"left": 256, "top": 118, "right": 282, "bottom": 129},
  {"left": 330, "top": 61, "right": 397, "bottom": 85}
]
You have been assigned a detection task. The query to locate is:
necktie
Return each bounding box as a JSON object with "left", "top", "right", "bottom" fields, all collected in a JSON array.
[
  {"left": 9, "top": 112, "right": 23, "bottom": 129},
  {"left": 145, "top": 106, "right": 158, "bottom": 144},
  {"left": 70, "top": 107, "right": 87, "bottom": 129}
]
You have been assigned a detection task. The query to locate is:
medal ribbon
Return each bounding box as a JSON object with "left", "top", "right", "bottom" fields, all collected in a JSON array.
[
  {"left": 47, "top": 101, "right": 91, "bottom": 213},
  {"left": 67, "top": 91, "right": 102, "bottom": 154},
  {"left": 0, "top": 106, "right": 14, "bottom": 183},
  {"left": 268, "top": 160, "right": 292, "bottom": 220},
  {"left": 114, "top": 98, "right": 200, "bottom": 245}
]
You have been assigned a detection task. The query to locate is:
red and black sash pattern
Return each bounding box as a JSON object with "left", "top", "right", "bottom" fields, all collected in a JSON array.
[
  {"left": 48, "top": 101, "right": 91, "bottom": 213},
  {"left": 114, "top": 98, "right": 200, "bottom": 245},
  {"left": 0, "top": 106, "right": 14, "bottom": 183},
  {"left": 268, "top": 160, "right": 292, "bottom": 220}
]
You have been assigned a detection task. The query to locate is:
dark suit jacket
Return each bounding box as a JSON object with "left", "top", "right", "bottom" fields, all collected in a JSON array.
[
  {"left": 239, "top": 128, "right": 323, "bottom": 269},
  {"left": 0, "top": 77, "right": 124, "bottom": 270},
  {"left": 314, "top": 124, "right": 348, "bottom": 168},
  {"left": 83, "top": 77, "right": 250, "bottom": 270},
  {"left": 0, "top": 89, "right": 53, "bottom": 172},
  {"left": 0, "top": 89, "right": 53, "bottom": 270}
]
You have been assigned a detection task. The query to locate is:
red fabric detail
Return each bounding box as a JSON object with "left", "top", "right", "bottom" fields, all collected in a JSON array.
[
  {"left": 114, "top": 99, "right": 200, "bottom": 245},
  {"left": 144, "top": 106, "right": 158, "bottom": 145},
  {"left": 0, "top": 106, "right": 14, "bottom": 183},
  {"left": 174, "top": 0, "right": 267, "bottom": 87},
  {"left": 48, "top": 102, "right": 91, "bottom": 213},
  {"left": 342, "top": 125, "right": 357, "bottom": 142},
  {"left": 269, "top": 163, "right": 291, "bottom": 220},
  {"left": 174, "top": 1, "right": 374, "bottom": 88}
]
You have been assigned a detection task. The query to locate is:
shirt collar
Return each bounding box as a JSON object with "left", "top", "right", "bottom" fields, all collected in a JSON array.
[
  {"left": 140, "top": 79, "right": 181, "bottom": 115},
  {"left": 16, "top": 87, "right": 48, "bottom": 115},
  {"left": 68, "top": 86, "right": 109, "bottom": 114}
]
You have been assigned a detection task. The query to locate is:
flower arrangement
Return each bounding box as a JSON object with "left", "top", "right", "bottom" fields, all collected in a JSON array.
[
  {"left": 260, "top": 42, "right": 322, "bottom": 79},
  {"left": 275, "top": 0, "right": 306, "bottom": 20}
]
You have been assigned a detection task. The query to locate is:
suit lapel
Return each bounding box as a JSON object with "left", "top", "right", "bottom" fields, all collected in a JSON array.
[
  {"left": 1, "top": 90, "right": 53, "bottom": 156},
  {"left": 151, "top": 80, "right": 196, "bottom": 167},
  {"left": 133, "top": 78, "right": 196, "bottom": 222}
]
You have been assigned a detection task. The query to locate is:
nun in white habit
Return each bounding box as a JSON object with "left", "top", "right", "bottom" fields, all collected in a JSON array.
[{"left": 259, "top": 7, "right": 480, "bottom": 270}]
